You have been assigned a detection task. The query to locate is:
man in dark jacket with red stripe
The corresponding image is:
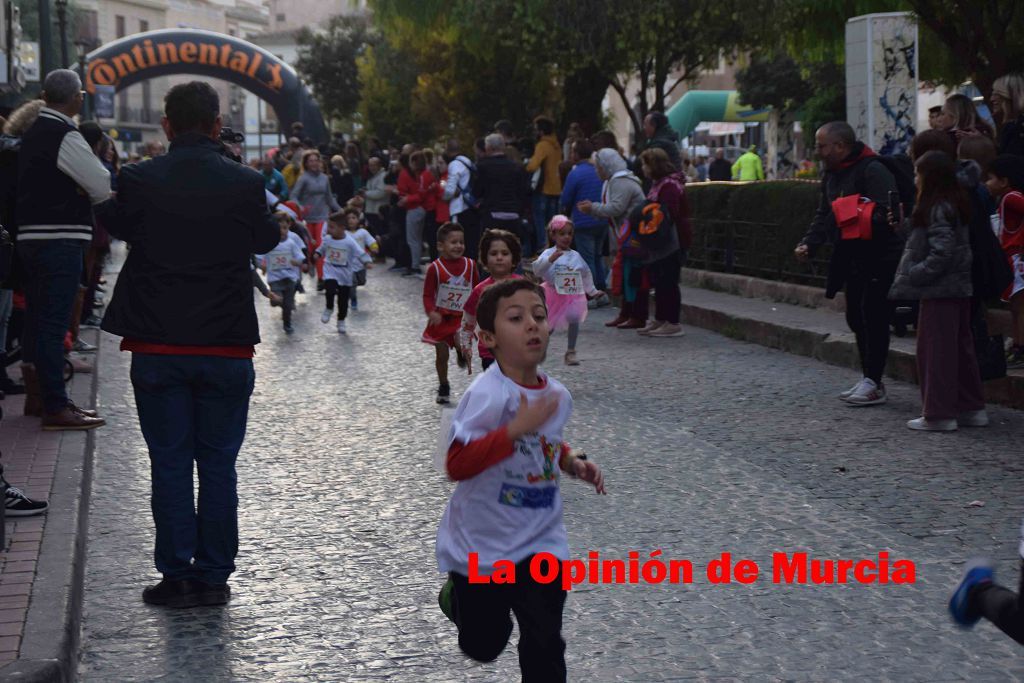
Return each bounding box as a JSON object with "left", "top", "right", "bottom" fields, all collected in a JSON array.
[
  {"left": 95, "top": 81, "right": 279, "bottom": 608},
  {"left": 795, "top": 121, "right": 902, "bottom": 407}
]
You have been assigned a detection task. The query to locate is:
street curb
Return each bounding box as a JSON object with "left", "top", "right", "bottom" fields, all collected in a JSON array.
[
  {"left": 678, "top": 290, "right": 1024, "bottom": 410},
  {"left": 0, "top": 338, "right": 100, "bottom": 682}
]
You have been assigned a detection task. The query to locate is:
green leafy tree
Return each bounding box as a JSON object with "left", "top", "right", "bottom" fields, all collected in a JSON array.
[{"left": 295, "top": 15, "right": 378, "bottom": 123}]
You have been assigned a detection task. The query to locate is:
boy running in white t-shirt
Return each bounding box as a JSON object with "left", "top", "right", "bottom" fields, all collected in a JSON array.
[
  {"left": 314, "top": 211, "right": 372, "bottom": 334},
  {"left": 344, "top": 208, "right": 379, "bottom": 311},
  {"left": 435, "top": 279, "right": 605, "bottom": 681},
  {"left": 259, "top": 213, "right": 306, "bottom": 334}
]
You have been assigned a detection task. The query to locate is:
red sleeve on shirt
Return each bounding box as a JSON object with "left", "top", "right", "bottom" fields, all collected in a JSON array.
[
  {"left": 423, "top": 263, "right": 439, "bottom": 314},
  {"left": 464, "top": 279, "right": 486, "bottom": 318},
  {"left": 446, "top": 426, "right": 515, "bottom": 481}
]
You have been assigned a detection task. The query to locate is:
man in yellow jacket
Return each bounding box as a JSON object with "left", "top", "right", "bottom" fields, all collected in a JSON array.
[
  {"left": 526, "top": 115, "right": 563, "bottom": 255},
  {"left": 732, "top": 146, "right": 765, "bottom": 181}
]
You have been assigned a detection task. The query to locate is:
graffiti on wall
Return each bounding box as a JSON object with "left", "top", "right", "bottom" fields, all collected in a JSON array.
[{"left": 872, "top": 17, "right": 916, "bottom": 154}]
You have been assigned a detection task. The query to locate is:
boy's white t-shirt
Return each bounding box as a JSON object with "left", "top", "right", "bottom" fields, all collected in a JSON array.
[
  {"left": 259, "top": 237, "right": 304, "bottom": 284},
  {"left": 436, "top": 363, "right": 572, "bottom": 576},
  {"left": 349, "top": 228, "right": 378, "bottom": 273},
  {"left": 316, "top": 233, "right": 371, "bottom": 286},
  {"left": 532, "top": 247, "right": 597, "bottom": 296}
]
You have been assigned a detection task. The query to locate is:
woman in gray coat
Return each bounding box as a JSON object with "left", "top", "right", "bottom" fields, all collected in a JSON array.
[
  {"left": 889, "top": 151, "right": 985, "bottom": 431},
  {"left": 578, "top": 148, "right": 648, "bottom": 328}
]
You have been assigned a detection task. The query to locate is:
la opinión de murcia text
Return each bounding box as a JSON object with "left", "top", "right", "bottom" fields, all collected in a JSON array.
[{"left": 468, "top": 551, "right": 917, "bottom": 590}]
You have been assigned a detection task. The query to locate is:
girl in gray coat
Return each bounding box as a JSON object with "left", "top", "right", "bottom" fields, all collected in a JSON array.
[{"left": 889, "top": 151, "right": 986, "bottom": 431}]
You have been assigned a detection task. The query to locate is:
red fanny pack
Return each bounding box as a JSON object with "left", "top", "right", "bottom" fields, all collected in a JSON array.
[{"left": 831, "top": 194, "right": 875, "bottom": 241}]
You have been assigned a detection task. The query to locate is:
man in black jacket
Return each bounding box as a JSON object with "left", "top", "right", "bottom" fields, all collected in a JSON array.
[
  {"left": 95, "top": 81, "right": 279, "bottom": 608},
  {"left": 795, "top": 121, "right": 903, "bottom": 407},
  {"left": 473, "top": 133, "right": 530, "bottom": 245}
]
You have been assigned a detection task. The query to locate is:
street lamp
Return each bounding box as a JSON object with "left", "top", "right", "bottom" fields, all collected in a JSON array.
[
  {"left": 75, "top": 39, "right": 91, "bottom": 119},
  {"left": 54, "top": 0, "right": 69, "bottom": 67}
]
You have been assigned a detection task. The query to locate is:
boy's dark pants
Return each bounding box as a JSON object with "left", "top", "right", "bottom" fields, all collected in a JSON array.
[
  {"left": 269, "top": 279, "right": 297, "bottom": 326},
  {"left": 450, "top": 556, "right": 566, "bottom": 682},
  {"left": 324, "top": 280, "right": 351, "bottom": 320},
  {"left": 972, "top": 560, "right": 1024, "bottom": 645}
]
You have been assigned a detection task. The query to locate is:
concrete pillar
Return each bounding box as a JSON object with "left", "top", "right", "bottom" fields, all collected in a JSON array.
[{"left": 845, "top": 12, "right": 918, "bottom": 155}]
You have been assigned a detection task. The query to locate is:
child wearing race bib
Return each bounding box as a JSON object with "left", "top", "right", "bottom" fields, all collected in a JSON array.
[
  {"left": 986, "top": 155, "right": 1024, "bottom": 369},
  {"left": 259, "top": 213, "right": 307, "bottom": 334},
  {"left": 435, "top": 279, "right": 605, "bottom": 681},
  {"left": 344, "top": 208, "right": 379, "bottom": 311},
  {"left": 423, "top": 222, "right": 481, "bottom": 404},
  {"left": 460, "top": 229, "right": 523, "bottom": 373},
  {"left": 531, "top": 215, "right": 605, "bottom": 366},
  {"left": 314, "top": 212, "right": 372, "bottom": 334}
]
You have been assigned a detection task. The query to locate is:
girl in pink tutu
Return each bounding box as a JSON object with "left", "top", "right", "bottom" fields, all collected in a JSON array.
[{"left": 531, "top": 215, "right": 604, "bottom": 365}]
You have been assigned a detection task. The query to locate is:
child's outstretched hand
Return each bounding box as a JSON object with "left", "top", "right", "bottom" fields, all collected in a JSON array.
[
  {"left": 508, "top": 393, "right": 559, "bottom": 440},
  {"left": 428, "top": 311, "right": 442, "bottom": 327},
  {"left": 573, "top": 458, "right": 606, "bottom": 494},
  {"left": 268, "top": 292, "right": 283, "bottom": 305}
]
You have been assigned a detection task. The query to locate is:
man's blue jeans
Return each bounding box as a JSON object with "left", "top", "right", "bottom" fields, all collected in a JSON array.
[
  {"left": 573, "top": 227, "right": 607, "bottom": 290},
  {"left": 17, "top": 239, "right": 85, "bottom": 413},
  {"left": 532, "top": 194, "right": 560, "bottom": 256},
  {"left": 130, "top": 353, "right": 255, "bottom": 584}
]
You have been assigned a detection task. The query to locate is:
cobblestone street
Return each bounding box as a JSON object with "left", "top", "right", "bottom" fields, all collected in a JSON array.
[{"left": 76, "top": 266, "right": 1024, "bottom": 681}]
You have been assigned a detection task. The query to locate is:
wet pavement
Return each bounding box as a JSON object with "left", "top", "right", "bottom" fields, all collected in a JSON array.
[{"left": 77, "top": 263, "right": 1024, "bottom": 681}]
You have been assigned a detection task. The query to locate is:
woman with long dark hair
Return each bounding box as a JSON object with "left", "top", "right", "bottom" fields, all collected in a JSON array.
[{"left": 889, "top": 150, "right": 985, "bottom": 431}]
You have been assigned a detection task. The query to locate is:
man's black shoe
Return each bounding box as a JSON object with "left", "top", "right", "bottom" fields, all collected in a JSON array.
[
  {"left": 193, "top": 581, "right": 231, "bottom": 606},
  {"left": 142, "top": 578, "right": 200, "bottom": 608},
  {"left": 0, "top": 379, "right": 26, "bottom": 396}
]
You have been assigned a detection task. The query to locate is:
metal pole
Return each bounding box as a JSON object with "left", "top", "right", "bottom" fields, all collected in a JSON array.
[
  {"left": 78, "top": 53, "right": 89, "bottom": 119},
  {"left": 38, "top": 0, "right": 54, "bottom": 76},
  {"left": 55, "top": 0, "right": 68, "bottom": 67},
  {"left": 257, "top": 97, "right": 263, "bottom": 159}
]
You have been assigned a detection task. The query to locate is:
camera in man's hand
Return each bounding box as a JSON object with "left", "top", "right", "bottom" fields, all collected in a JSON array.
[{"left": 218, "top": 127, "right": 245, "bottom": 163}]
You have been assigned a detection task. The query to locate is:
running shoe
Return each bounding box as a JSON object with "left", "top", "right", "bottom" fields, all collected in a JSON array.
[
  {"left": 949, "top": 558, "right": 994, "bottom": 628},
  {"left": 4, "top": 484, "right": 49, "bottom": 517}
]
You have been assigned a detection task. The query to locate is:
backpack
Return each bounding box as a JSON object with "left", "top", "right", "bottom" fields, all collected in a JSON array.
[
  {"left": 453, "top": 155, "right": 479, "bottom": 209},
  {"left": 857, "top": 153, "right": 916, "bottom": 215},
  {"left": 623, "top": 201, "right": 675, "bottom": 260}
]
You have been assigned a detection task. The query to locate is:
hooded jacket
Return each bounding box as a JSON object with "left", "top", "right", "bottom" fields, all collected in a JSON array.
[
  {"left": 643, "top": 125, "right": 682, "bottom": 170},
  {"left": 589, "top": 149, "right": 646, "bottom": 227},
  {"left": 799, "top": 142, "right": 904, "bottom": 298}
]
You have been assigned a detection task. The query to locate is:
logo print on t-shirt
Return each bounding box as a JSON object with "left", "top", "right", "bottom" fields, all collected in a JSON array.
[{"left": 526, "top": 436, "right": 559, "bottom": 484}]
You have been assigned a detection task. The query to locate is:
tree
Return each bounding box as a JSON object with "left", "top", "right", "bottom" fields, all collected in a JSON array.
[
  {"left": 295, "top": 15, "right": 378, "bottom": 124},
  {"left": 546, "top": 0, "right": 749, "bottom": 143},
  {"left": 907, "top": 0, "right": 1024, "bottom": 100}
]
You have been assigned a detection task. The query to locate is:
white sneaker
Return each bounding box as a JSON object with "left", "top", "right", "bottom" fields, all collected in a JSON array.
[
  {"left": 957, "top": 410, "right": 989, "bottom": 427},
  {"left": 839, "top": 378, "right": 868, "bottom": 400},
  {"left": 907, "top": 417, "right": 958, "bottom": 431},
  {"left": 337, "top": 320, "right": 346, "bottom": 334},
  {"left": 637, "top": 320, "right": 665, "bottom": 336},
  {"left": 321, "top": 309, "right": 331, "bottom": 324},
  {"left": 844, "top": 378, "right": 887, "bottom": 406}
]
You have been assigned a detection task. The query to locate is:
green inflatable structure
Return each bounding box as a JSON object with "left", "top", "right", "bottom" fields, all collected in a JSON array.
[{"left": 665, "top": 91, "right": 770, "bottom": 139}]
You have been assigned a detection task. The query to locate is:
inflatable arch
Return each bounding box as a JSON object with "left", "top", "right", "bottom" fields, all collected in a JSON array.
[
  {"left": 666, "top": 91, "right": 770, "bottom": 140},
  {"left": 75, "top": 28, "right": 328, "bottom": 143}
]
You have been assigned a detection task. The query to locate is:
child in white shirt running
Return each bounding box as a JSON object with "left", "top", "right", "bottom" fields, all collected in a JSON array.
[
  {"left": 436, "top": 278, "right": 605, "bottom": 682},
  {"left": 344, "top": 208, "right": 379, "bottom": 311},
  {"left": 314, "top": 211, "right": 372, "bottom": 334},
  {"left": 259, "top": 213, "right": 306, "bottom": 333},
  {"left": 531, "top": 215, "right": 604, "bottom": 366}
]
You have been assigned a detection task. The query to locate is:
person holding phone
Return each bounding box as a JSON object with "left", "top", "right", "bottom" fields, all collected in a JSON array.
[{"left": 795, "top": 121, "right": 903, "bottom": 406}]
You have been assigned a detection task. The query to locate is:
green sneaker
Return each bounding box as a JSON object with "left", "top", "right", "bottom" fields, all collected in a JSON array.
[{"left": 438, "top": 577, "right": 455, "bottom": 623}]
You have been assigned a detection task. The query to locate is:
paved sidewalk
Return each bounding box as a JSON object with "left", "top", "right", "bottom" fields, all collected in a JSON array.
[
  {"left": 0, "top": 333, "right": 99, "bottom": 680},
  {"left": 678, "top": 268, "right": 1024, "bottom": 408}
]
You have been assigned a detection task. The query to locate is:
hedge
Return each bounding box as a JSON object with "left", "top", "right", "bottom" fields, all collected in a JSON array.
[{"left": 686, "top": 181, "right": 832, "bottom": 287}]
